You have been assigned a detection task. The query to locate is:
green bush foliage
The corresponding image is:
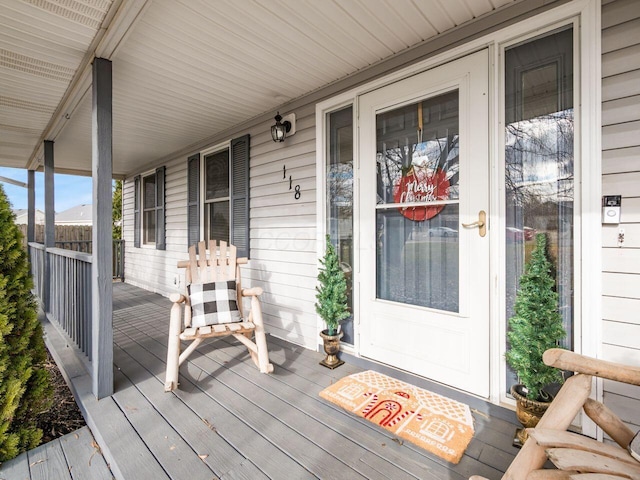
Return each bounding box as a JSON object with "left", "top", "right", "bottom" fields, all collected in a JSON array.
[
  {"left": 112, "top": 179, "right": 122, "bottom": 240},
  {"left": 0, "top": 184, "right": 52, "bottom": 462},
  {"left": 505, "top": 233, "right": 566, "bottom": 401},
  {"left": 315, "top": 235, "right": 349, "bottom": 336}
]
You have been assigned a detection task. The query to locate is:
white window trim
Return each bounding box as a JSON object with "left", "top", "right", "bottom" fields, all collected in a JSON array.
[
  {"left": 316, "top": 102, "right": 358, "bottom": 355},
  {"left": 140, "top": 169, "right": 157, "bottom": 248},
  {"left": 199, "top": 141, "right": 231, "bottom": 245},
  {"left": 496, "top": 19, "right": 584, "bottom": 407},
  {"left": 315, "top": 0, "right": 601, "bottom": 416}
]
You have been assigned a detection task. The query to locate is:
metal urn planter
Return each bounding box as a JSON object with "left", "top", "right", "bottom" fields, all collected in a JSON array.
[
  {"left": 319, "top": 330, "right": 344, "bottom": 369},
  {"left": 510, "top": 384, "right": 552, "bottom": 446}
]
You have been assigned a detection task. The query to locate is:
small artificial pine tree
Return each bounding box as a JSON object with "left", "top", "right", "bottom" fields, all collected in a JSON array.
[
  {"left": 0, "top": 184, "right": 52, "bottom": 462},
  {"left": 505, "top": 233, "right": 566, "bottom": 401},
  {"left": 315, "top": 235, "right": 350, "bottom": 336}
]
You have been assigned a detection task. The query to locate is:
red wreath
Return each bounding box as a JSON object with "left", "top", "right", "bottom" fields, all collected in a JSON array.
[{"left": 393, "top": 167, "right": 450, "bottom": 221}]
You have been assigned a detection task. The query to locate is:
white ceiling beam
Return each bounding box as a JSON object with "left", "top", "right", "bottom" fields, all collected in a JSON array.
[
  {"left": 0, "top": 176, "right": 28, "bottom": 188},
  {"left": 26, "top": 0, "right": 151, "bottom": 171}
]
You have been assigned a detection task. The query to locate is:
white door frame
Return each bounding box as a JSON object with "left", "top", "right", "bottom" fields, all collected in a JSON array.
[
  {"left": 357, "top": 49, "right": 490, "bottom": 398},
  {"left": 315, "top": 0, "right": 600, "bottom": 414}
]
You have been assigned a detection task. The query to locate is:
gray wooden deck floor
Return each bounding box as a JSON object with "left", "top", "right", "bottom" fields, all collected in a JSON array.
[
  {"left": 0, "top": 426, "right": 114, "bottom": 480},
  {"left": 36, "top": 282, "right": 519, "bottom": 480}
]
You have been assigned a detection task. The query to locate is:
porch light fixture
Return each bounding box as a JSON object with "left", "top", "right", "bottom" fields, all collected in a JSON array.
[{"left": 271, "top": 112, "right": 296, "bottom": 142}]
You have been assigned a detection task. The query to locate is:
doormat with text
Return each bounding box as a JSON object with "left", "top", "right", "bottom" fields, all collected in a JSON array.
[{"left": 319, "top": 370, "right": 474, "bottom": 464}]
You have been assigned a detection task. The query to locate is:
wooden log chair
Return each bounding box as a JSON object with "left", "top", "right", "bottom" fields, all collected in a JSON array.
[
  {"left": 471, "top": 349, "right": 640, "bottom": 479},
  {"left": 165, "top": 240, "right": 273, "bottom": 392}
]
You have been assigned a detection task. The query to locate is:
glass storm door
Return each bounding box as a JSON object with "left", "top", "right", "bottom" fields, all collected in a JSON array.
[{"left": 358, "top": 50, "right": 490, "bottom": 397}]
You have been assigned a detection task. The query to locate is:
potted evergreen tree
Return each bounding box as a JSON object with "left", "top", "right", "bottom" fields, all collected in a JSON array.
[
  {"left": 315, "top": 235, "right": 350, "bottom": 369},
  {"left": 505, "top": 232, "right": 566, "bottom": 445}
]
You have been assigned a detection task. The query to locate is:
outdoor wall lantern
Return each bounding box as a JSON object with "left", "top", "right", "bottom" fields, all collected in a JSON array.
[{"left": 271, "top": 112, "right": 296, "bottom": 142}]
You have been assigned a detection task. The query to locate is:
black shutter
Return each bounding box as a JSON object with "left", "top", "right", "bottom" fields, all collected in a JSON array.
[
  {"left": 155, "top": 166, "right": 166, "bottom": 250},
  {"left": 230, "top": 134, "right": 250, "bottom": 258},
  {"left": 187, "top": 153, "right": 200, "bottom": 250},
  {"left": 133, "top": 175, "right": 141, "bottom": 248}
]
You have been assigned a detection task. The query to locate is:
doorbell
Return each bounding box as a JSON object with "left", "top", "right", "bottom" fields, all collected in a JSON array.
[{"left": 602, "top": 195, "right": 621, "bottom": 224}]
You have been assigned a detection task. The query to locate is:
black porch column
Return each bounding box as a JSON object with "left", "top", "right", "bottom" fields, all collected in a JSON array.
[{"left": 91, "top": 57, "right": 114, "bottom": 399}]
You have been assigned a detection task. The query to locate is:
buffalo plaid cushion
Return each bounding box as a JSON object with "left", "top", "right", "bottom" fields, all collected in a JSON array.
[{"left": 188, "top": 280, "right": 242, "bottom": 327}]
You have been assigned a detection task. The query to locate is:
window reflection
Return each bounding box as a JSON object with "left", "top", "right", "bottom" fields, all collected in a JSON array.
[
  {"left": 376, "top": 91, "right": 460, "bottom": 206},
  {"left": 204, "top": 149, "right": 230, "bottom": 244},
  {"left": 505, "top": 27, "right": 574, "bottom": 392},
  {"left": 327, "top": 106, "right": 354, "bottom": 344},
  {"left": 375, "top": 91, "right": 460, "bottom": 312}
]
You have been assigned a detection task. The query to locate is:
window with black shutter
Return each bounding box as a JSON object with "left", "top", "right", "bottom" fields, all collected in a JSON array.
[
  {"left": 186, "top": 134, "right": 250, "bottom": 257},
  {"left": 133, "top": 175, "right": 141, "bottom": 247},
  {"left": 142, "top": 173, "right": 156, "bottom": 244},
  {"left": 155, "top": 166, "right": 166, "bottom": 250},
  {"left": 137, "top": 167, "right": 166, "bottom": 249},
  {"left": 230, "top": 135, "right": 249, "bottom": 257},
  {"left": 187, "top": 153, "right": 200, "bottom": 249}
]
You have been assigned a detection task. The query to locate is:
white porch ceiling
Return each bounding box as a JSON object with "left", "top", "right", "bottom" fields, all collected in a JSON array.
[{"left": 1, "top": 0, "right": 518, "bottom": 177}]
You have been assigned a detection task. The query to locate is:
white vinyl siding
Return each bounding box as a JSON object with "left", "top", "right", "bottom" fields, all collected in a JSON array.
[
  {"left": 601, "top": 0, "right": 640, "bottom": 434},
  {"left": 123, "top": 161, "right": 188, "bottom": 295},
  {"left": 123, "top": 104, "right": 319, "bottom": 349},
  {"left": 244, "top": 104, "right": 318, "bottom": 348},
  {"left": 119, "top": 0, "right": 625, "bottom": 365}
]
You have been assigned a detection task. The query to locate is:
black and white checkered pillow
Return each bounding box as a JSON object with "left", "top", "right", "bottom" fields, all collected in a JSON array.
[{"left": 188, "top": 280, "right": 242, "bottom": 327}]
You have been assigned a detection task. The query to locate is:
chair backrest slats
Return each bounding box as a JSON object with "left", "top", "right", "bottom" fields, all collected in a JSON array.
[
  {"left": 188, "top": 245, "right": 199, "bottom": 284},
  {"left": 186, "top": 240, "right": 242, "bottom": 286},
  {"left": 228, "top": 244, "right": 237, "bottom": 281},
  {"left": 197, "top": 241, "right": 208, "bottom": 281},
  {"left": 217, "top": 240, "right": 226, "bottom": 281}
]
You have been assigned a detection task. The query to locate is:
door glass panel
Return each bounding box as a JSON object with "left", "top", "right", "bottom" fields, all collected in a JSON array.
[
  {"left": 327, "top": 106, "right": 354, "bottom": 344},
  {"left": 376, "top": 91, "right": 460, "bottom": 312},
  {"left": 504, "top": 27, "right": 573, "bottom": 391}
]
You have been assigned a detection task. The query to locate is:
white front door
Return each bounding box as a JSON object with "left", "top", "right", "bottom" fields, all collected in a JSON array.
[{"left": 358, "top": 50, "right": 490, "bottom": 397}]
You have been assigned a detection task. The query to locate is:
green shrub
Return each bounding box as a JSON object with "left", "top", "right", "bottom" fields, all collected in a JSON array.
[{"left": 0, "top": 184, "right": 52, "bottom": 462}]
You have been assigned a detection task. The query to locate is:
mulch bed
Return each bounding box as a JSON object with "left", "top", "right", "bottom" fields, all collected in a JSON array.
[{"left": 37, "top": 349, "right": 86, "bottom": 443}]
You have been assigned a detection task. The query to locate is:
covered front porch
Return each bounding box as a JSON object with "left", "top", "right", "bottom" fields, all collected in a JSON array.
[{"left": 40, "top": 281, "right": 519, "bottom": 480}]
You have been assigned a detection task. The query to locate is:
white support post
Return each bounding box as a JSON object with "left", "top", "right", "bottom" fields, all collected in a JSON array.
[
  {"left": 43, "top": 141, "right": 54, "bottom": 314},
  {"left": 91, "top": 57, "right": 114, "bottom": 399}
]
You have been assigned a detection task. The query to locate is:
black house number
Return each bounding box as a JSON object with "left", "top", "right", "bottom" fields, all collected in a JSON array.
[{"left": 283, "top": 165, "right": 301, "bottom": 200}]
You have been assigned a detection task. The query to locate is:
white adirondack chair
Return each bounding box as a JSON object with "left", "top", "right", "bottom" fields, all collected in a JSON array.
[{"left": 165, "top": 240, "right": 273, "bottom": 392}]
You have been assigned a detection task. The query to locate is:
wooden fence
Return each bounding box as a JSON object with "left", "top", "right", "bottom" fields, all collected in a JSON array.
[
  {"left": 19, "top": 224, "right": 93, "bottom": 248},
  {"left": 20, "top": 225, "right": 124, "bottom": 280}
]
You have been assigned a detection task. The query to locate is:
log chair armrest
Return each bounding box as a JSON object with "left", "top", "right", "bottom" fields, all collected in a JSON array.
[
  {"left": 169, "top": 293, "right": 187, "bottom": 304},
  {"left": 242, "top": 287, "right": 263, "bottom": 297},
  {"left": 543, "top": 348, "right": 640, "bottom": 386}
]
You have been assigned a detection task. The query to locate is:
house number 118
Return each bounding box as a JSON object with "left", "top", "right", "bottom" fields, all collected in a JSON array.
[{"left": 283, "top": 165, "right": 301, "bottom": 200}]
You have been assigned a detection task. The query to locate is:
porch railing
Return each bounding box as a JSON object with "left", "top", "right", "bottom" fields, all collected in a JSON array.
[
  {"left": 55, "top": 240, "right": 92, "bottom": 253},
  {"left": 112, "top": 239, "right": 124, "bottom": 281},
  {"left": 29, "top": 242, "right": 45, "bottom": 301},
  {"left": 29, "top": 242, "right": 93, "bottom": 360},
  {"left": 52, "top": 239, "right": 125, "bottom": 281}
]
